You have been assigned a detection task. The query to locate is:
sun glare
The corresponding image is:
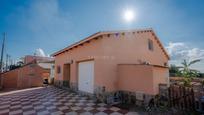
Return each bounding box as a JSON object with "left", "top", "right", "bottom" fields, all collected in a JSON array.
[{"left": 123, "top": 9, "right": 135, "bottom": 23}]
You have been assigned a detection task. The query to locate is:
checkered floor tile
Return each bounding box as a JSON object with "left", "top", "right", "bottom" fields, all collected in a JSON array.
[{"left": 0, "top": 86, "right": 133, "bottom": 115}]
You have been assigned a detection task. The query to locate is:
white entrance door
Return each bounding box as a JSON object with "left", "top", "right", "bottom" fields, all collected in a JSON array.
[{"left": 78, "top": 61, "right": 94, "bottom": 93}]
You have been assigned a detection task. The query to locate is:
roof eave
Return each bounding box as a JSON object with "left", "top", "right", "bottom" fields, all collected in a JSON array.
[{"left": 51, "top": 32, "right": 102, "bottom": 56}]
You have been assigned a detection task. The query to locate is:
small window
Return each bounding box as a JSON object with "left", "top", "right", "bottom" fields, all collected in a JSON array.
[
  {"left": 57, "top": 66, "right": 61, "bottom": 74},
  {"left": 148, "top": 39, "right": 154, "bottom": 51}
]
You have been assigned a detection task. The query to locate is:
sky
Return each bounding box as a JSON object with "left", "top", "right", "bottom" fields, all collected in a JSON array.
[{"left": 0, "top": 0, "right": 204, "bottom": 72}]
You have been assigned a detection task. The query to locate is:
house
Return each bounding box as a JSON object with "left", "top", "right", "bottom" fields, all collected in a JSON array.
[
  {"left": 23, "top": 55, "right": 55, "bottom": 82},
  {"left": 23, "top": 55, "right": 54, "bottom": 64},
  {"left": 1, "top": 55, "right": 54, "bottom": 89},
  {"left": 52, "top": 29, "right": 170, "bottom": 102}
]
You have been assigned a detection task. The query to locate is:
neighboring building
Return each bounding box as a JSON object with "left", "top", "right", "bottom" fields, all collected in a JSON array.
[
  {"left": 1, "top": 55, "right": 54, "bottom": 89},
  {"left": 38, "top": 60, "right": 55, "bottom": 84},
  {"left": 23, "top": 55, "right": 53, "bottom": 64},
  {"left": 52, "top": 29, "right": 170, "bottom": 102},
  {"left": 24, "top": 55, "right": 55, "bottom": 80}
]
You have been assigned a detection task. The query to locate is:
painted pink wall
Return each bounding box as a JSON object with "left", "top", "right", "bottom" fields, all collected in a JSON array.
[
  {"left": 1, "top": 70, "right": 18, "bottom": 88},
  {"left": 1, "top": 63, "right": 49, "bottom": 89},
  {"left": 117, "top": 64, "right": 154, "bottom": 94},
  {"left": 54, "top": 31, "right": 169, "bottom": 93},
  {"left": 117, "top": 64, "right": 168, "bottom": 95},
  {"left": 153, "top": 67, "right": 169, "bottom": 93}
]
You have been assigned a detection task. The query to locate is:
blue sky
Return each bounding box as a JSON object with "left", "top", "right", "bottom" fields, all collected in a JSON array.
[{"left": 0, "top": 0, "right": 204, "bottom": 72}]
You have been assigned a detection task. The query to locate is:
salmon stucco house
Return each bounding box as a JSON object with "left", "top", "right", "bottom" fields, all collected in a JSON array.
[{"left": 52, "top": 28, "right": 170, "bottom": 103}]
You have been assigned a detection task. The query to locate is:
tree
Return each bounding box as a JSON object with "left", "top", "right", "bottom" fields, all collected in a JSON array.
[
  {"left": 179, "top": 59, "right": 201, "bottom": 78},
  {"left": 198, "top": 73, "right": 204, "bottom": 78},
  {"left": 17, "top": 61, "right": 24, "bottom": 66},
  {"left": 9, "top": 64, "right": 21, "bottom": 70},
  {"left": 8, "top": 60, "right": 23, "bottom": 71},
  {"left": 169, "top": 64, "right": 180, "bottom": 77},
  {"left": 177, "top": 59, "right": 201, "bottom": 87}
]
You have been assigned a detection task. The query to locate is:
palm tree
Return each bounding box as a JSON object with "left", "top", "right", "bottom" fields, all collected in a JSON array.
[
  {"left": 172, "top": 59, "right": 201, "bottom": 87},
  {"left": 179, "top": 59, "right": 201, "bottom": 78}
]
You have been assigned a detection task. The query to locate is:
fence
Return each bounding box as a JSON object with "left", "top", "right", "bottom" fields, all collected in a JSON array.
[{"left": 168, "top": 85, "right": 195, "bottom": 111}]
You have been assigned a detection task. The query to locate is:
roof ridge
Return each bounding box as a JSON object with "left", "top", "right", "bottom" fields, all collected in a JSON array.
[{"left": 100, "top": 28, "right": 153, "bottom": 34}]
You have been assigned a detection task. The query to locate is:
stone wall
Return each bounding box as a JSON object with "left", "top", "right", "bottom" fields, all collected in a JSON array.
[
  {"left": 116, "top": 91, "right": 154, "bottom": 106},
  {"left": 159, "top": 84, "right": 168, "bottom": 97},
  {"left": 94, "top": 85, "right": 154, "bottom": 106},
  {"left": 54, "top": 80, "right": 63, "bottom": 88},
  {"left": 54, "top": 82, "right": 157, "bottom": 106}
]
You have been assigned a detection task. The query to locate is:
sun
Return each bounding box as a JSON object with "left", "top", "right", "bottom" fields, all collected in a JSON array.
[{"left": 123, "top": 9, "right": 135, "bottom": 23}]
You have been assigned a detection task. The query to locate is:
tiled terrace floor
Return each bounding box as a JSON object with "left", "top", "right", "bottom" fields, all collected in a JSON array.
[{"left": 0, "top": 86, "right": 136, "bottom": 115}]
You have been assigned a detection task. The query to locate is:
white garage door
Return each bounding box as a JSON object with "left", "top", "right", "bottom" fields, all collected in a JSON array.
[{"left": 78, "top": 61, "right": 94, "bottom": 93}]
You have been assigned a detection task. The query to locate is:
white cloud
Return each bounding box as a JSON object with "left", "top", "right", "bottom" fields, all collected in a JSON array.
[
  {"left": 166, "top": 42, "right": 204, "bottom": 61},
  {"left": 166, "top": 42, "right": 204, "bottom": 72},
  {"left": 34, "top": 48, "right": 46, "bottom": 57},
  {"left": 187, "top": 48, "right": 204, "bottom": 60}
]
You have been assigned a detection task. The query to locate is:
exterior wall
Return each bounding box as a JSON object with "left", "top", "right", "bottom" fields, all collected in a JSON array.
[
  {"left": 54, "top": 38, "right": 103, "bottom": 89},
  {"left": 1, "top": 63, "right": 49, "bottom": 89},
  {"left": 38, "top": 62, "right": 55, "bottom": 84},
  {"left": 153, "top": 67, "right": 169, "bottom": 94},
  {"left": 24, "top": 55, "right": 35, "bottom": 64},
  {"left": 49, "top": 64, "right": 55, "bottom": 84},
  {"left": 117, "top": 64, "right": 154, "bottom": 95},
  {"left": 94, "top": 32, "right": 168, "bottom": 92},
  {"left": 17, "top": 64, "right": 48, "bottom": 89},
  {"left": 50, "top": 65, "right": 55, "bottom": 78},
  {"left": 54, "top": 31, "right": 169, "bottom": 93},
  {"left": 1, "top": 70, "right": 18, "bottom": 88}
]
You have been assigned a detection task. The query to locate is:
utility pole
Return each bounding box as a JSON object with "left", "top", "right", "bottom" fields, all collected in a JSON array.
[
  {"left": 8, "top": 55, "right": 10, "bottom": 70},
  {"left": 0, "top": 33, "right": 5, "bottom": 72},
  {"left": 0, "top": 32, "right": 6, "bottom": 87},
  {"left": 10, "top": 58, "right": 13, "bottom": 66},
  {"left": 6, "top": 54, "right": 9, "bottom": 71}
]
